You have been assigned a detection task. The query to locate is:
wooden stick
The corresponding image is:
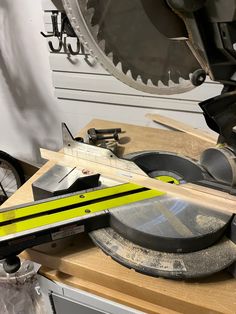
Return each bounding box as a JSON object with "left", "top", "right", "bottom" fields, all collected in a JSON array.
[
  {"left": 146, "top": 113, "right": 217, "bottom": 145},
  {"left": 41, "top": 148, "right": 236, "bottom": 215}
]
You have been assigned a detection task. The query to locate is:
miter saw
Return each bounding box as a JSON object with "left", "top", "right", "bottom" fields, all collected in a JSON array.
[
  {"left": 1, "top": 0, "right": 236, "bottom": 280},
  {"left": 61, "top": 0, "right": 236, "bottom": 182}
]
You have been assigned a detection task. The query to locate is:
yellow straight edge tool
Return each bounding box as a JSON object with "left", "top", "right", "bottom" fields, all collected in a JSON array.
[
  {"left": 0, "top": 183, "right": 144, "bottom": 223},
  {"left": 0, "top": 189, "right": 162, "bottom": 237},
  {"left": 0, "top": 182, "right": 164, "bottom": 274}
]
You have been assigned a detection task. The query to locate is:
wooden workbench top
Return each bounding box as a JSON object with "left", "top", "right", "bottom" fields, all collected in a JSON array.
[{"left": 2, "top": 119, "right": 236, "bottom": 314}]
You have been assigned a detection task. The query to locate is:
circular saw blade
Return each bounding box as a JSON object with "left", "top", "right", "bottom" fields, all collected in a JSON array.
[{"left": 63, "top": 0, "right": 201, "bottom": 95}]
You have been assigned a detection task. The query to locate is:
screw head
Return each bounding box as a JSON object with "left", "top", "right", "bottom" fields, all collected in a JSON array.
[{"left": 191, "top": 69, "right": 206, "bottom": 86}]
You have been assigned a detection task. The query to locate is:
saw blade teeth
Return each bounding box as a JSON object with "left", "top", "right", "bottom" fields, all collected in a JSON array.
[
  {"left": 131, "top": 72, "right": 138, "bottom": 81},
  {"left": 98, "top": 39, "right": 106, "bottom": 50},
  {"left": 63, "top": 0, "right": 196, "bottom": 95},
  {"left": 168, "top": 80, "right": 176, "bottom": 87},
  {"left": 147, "top": 79, "right": 155, "bottom": 87},
  {"left": 86, "top": 0, "right": 96, "bottom": 11},
  {"left": 157, "top": 80, "right": 167, "bottom": 88},
  {"left": 126, "top": 70, "right": 132, "bottom": 77},
  {"left": 136, "top": 75, "right": 143, "bottom": 83},
  {"left": 121, "top": 64, "right": 129, "bottom": 75},
  {"left": 188, "top": 73, "right": 193, "bottom": 80},
  {"left": 140, "top": 76, "right": 148, "bottom": 85},
  {"left": 179, "top": 76, "right": 192, "bottom": 87},
  {"left": 86, "top": 6, "right": 95, "bottom": 14},
  {"left": 150, "top": 79, "right": 159, "bottom": 87},
  {"left": 91, "top": 24, "right": 100, "bottom": 36},
  {"left": 179, "top": 77, "right": 184, "bottom": 84},
  {"left": 116, "top": 62, "right": 122, "bottom": 71},
  {"left": 86, "top": 7, "right": 95, "bottom": 22},
  {"left": 107, "top": 52, "right": 113, "bottom": 60}
]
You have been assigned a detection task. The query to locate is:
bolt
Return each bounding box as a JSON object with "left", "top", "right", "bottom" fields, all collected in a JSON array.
[{"left": 191, "top": 69, "right": 206, "bottom": 86}]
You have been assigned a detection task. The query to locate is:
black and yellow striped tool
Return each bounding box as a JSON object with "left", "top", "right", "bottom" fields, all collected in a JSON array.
[{"left": 0, "top": 182, "right": 163, "bottom": 273}]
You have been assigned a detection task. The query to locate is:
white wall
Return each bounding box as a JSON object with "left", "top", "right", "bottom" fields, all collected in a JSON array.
[{"left": 0, "top": 0, "right": 61, "bottom": 165}]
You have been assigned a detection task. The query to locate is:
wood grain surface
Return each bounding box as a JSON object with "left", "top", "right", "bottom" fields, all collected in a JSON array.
[{"left": 146, "top": 113, "right": 217, "bottom": 144}]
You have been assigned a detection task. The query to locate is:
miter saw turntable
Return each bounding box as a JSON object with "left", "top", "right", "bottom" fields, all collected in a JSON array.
[{"left": 2, "top": 0, "right": 236, "bottom": 280}]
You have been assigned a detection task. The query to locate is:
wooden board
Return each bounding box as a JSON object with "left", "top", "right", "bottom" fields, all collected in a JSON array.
[
  {"left": 2, "top": 119, "right": 236, "bottom": 314},
  {"left": 1, "top": 120, "right": 211, "bottom": 209},
  {"left": 146, "top": 113, "right": 217, "bottom": 144},
  {"left": 41, "top": 148, "right": 236, "bottom": 214}
]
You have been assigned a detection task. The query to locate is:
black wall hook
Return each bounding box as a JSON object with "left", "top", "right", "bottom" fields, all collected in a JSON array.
[
  {"left": 48, "top": 39, "right": 63, "bottom": 53},
  {"left": 41, "top": 11, "right": 96, "bottom": 64},
  {"left": 67, "top": 38, "right": 81, "bottom": 56}
]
